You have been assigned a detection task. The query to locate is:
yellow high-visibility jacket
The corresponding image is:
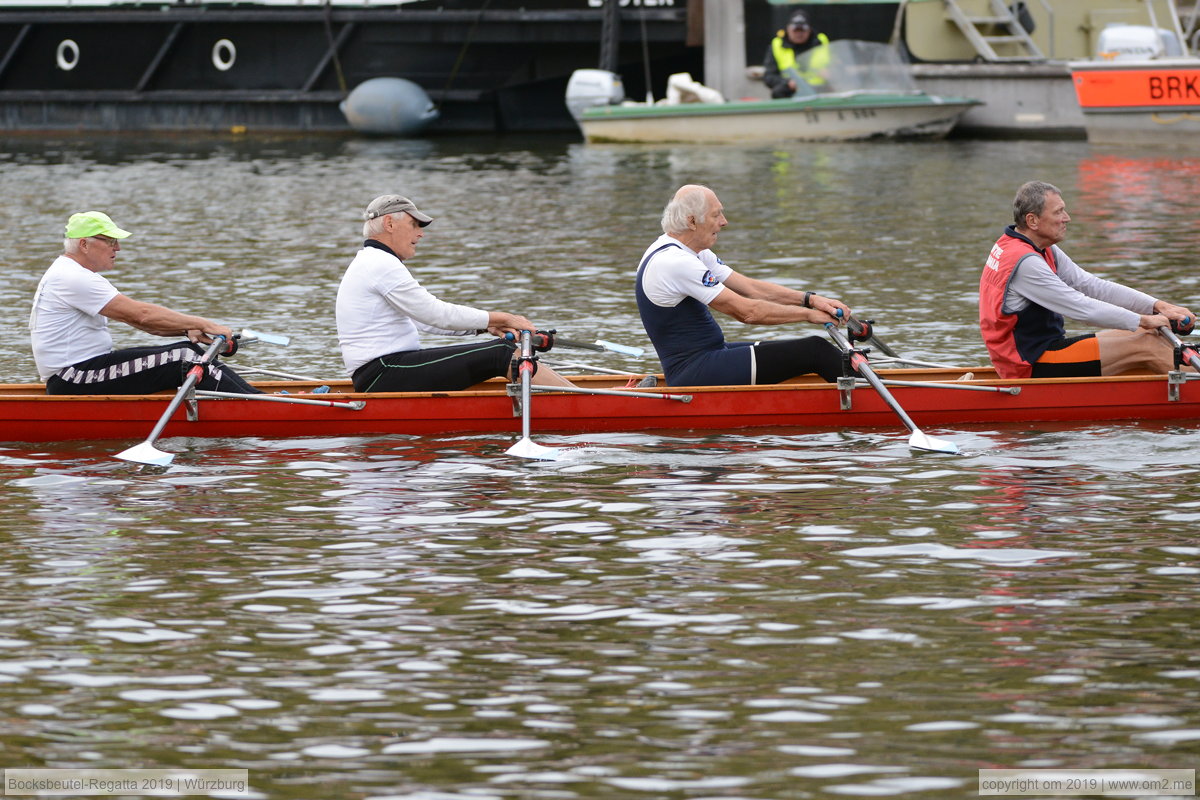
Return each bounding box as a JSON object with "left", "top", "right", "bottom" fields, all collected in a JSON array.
[{"left": 769, "top": 30, "right": 831, "bottom": 95}]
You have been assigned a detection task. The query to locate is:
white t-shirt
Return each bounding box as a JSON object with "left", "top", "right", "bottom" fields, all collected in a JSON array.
[
  {"left": 29, "top": 255, "right": 120, "bottom": 380},
  {"left": 335, "top": 244, "right": 491, "bottom": 374},
  {"left": 638, "top": 234, "right": 732, "bottom": 308}
]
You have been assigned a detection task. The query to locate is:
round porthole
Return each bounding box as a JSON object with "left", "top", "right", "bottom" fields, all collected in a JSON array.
[
  {"left": 56, "top": 39, "right": 80, "bottom": 71},
  {"left": 212, "top": 38, "right": 237, "bottom": 71}
]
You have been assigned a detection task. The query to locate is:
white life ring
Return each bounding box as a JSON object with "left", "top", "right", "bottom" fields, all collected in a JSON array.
[
  {"left": 56, "top": 39, "right": 80, "bottom": 71},
  {"left": 212, "top": 39, "right": 237, "bottom": 71}
]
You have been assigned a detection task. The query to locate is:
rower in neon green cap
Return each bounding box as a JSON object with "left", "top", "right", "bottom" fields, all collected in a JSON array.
[{"left": 30, "top": 209, "right": 259, "bottom": 397}]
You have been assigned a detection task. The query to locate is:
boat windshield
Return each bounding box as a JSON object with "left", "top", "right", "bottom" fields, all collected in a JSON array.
[{"left": 795, "top": 40, "right": 919, "bottom": 96}]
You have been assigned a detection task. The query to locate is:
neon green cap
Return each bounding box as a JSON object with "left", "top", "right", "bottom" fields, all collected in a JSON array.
[{"left": 64, "top": 211, "right": 131, "bottom": 240}]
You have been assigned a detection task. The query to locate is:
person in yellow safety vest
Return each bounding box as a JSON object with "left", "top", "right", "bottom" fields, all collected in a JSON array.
[{"left": 763, "top": 10, "right": 831, "bottom": 99}]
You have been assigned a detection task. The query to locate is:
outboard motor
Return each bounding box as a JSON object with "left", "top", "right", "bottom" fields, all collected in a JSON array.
[
  {"left": 340, "top": 77, "right": 439, "bottom": 136},
  {"left": 565, "top": 69, "right": 625, "bottom": 123},
  {"left": 1096, "top": 23, "right": 1184, "bottom": 61}
]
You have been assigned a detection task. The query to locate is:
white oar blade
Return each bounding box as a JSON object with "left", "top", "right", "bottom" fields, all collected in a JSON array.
[
  {"left": 908, "top": 429, "right": 960, "bottom": 455},
  {"left": 505, "top": 437, "right": 562, "bottom": 461},
  {"left": 115, "top": 441, "right": 176, "bottom": 466},
  {"left": 595, "top": 340, "right": 645, "bottom": 357},
  {"left": 240, "top": 327, "right": 291, "bottom": 346}
]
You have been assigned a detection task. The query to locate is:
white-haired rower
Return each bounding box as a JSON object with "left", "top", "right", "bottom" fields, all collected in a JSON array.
[{"left": 635, "top": 184, "right": 849, "bottom": 387}]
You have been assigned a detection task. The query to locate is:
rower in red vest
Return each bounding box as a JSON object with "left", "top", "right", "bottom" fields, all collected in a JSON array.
[{"left": 979, "top": 180, "right": 1194, "bottom": 379}]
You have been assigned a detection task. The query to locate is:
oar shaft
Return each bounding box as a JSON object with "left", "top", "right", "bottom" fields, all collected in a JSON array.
[
  {"left": 827, "top": 324, "right": 920, "bottom": 434},
  {"left": 504, "top": 331, "right": 563, "bottom": 460},
  {"left": 142, "top": 337, "right": 226, "bottom": 446},
  {"left": 868, "top": 335, "right": 899, "bottom": 358},
  {"left": 846, "top": 315, "right": 899, "bottom": 358},
  {"left": 1159, "top": 326, "right": 1200, "bottom": 372},
  {"left": 518, "top": 330, "right": 534, "bottom": 440},
  {"left": 553, "top": 337, "right": 606, "bottom": 352}
]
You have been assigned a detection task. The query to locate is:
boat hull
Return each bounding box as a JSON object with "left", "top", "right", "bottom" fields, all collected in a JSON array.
[
  {"left": 2, "top": 369, "right": 1199, "bottom": 445},
  {"left": 1069, "top": 59, "right": 1200, "bottom": 145},
  {"left": 578, "top": 94, "right": 981, "bottom": 144}
]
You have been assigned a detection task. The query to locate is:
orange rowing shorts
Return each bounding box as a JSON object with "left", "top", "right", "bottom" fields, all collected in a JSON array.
[{"left": 1031, "top": 334, "right": 1101, "bottom": 378}]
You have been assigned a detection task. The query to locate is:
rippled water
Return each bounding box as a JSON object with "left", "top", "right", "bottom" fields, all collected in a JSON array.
[{"left": 1, "top": 133, "right": 1199, "bottom": 799}]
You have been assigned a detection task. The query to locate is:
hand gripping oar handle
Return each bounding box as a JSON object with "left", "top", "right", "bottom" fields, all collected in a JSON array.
[
  {"left": 115, "top": 335, "right": 229, "bottom": 466},
  {"left": 825, "top": 321, "right": 959, "bottom": 454}
]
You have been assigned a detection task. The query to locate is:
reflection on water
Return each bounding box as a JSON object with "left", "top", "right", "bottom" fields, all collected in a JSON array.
[{"left": 1, "top": 135, "right": 1199, "bottom": 799}]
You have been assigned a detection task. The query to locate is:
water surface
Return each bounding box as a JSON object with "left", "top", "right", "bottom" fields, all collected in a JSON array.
[{"left": 1, "top": 133, "right": 1198, "bottom": 799}]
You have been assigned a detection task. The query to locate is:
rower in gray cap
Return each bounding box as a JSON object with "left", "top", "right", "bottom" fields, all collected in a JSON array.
[{"left": 335, "top": 194, "right": 576, "bottom": 393}]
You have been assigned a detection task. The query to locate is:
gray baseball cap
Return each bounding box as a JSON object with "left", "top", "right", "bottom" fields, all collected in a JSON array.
[{"left": 363, "top": 194, "right": 433, "bottom": 227}]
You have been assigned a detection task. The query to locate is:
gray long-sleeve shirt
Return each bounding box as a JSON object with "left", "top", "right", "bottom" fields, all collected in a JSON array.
[{"left": 1004, "top": 245, "right": 1157, "bottom": 331}]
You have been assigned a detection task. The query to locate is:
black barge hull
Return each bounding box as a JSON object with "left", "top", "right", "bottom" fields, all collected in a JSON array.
[{"left": 0, "top": 1, "right": 698, "bottom": 134}]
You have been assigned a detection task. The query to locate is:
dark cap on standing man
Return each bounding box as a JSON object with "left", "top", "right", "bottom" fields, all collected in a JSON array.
[
  {"left": 363, "top": 194, "right": 433, "bottom": 227},
  {"left": 787, "top": 10, "right": 811, "bottom": 29}
]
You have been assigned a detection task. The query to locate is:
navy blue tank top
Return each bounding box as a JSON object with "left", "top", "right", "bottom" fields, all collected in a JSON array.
[{"left": 635, "top": 243, "right": 728, "bottom": 381}]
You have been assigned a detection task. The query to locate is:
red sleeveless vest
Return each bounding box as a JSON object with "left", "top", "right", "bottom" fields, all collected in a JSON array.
[{"left": 979, "top": 230, "right": 1060, "bottom": 379}]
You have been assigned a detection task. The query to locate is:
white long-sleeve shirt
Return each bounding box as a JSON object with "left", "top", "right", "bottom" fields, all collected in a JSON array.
[
  {"left": 335, "top": 243, "right": 490, "bottom": 375},
  {"left": 1004, "top": 244, "right": 1157, "bottom": 331}
]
